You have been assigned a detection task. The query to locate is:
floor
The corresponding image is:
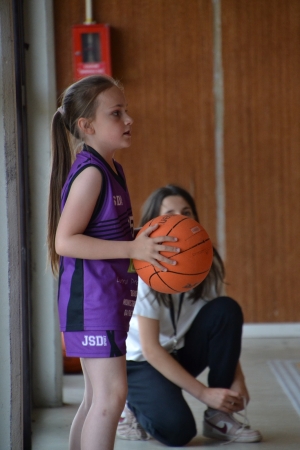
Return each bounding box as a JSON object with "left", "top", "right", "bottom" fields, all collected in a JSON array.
[{"left": 31, "top": 338, "right": 300, "bottom": 449}]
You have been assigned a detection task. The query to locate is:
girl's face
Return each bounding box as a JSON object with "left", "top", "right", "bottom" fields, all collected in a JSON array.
[
  {"left": 84, "top": 86, "right": 133, "bottom": 155},
  {"left": 159, "top": 195, "right": 195, "bottom": 219}
]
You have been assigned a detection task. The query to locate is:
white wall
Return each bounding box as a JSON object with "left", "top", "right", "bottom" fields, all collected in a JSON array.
[
  {"left": 24, "top": 0, "right": 63, "bottom": 406},
  {"left": 0, "top": 0, "right": 63, "bottom": 445},
  {"left": 0, "top": 2, "right": 23, "bottom": 447}
]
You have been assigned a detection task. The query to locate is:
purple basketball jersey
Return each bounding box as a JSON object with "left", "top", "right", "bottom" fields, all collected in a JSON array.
[{"left": 58, "top": 145, "right": 138, "bottom": 332}]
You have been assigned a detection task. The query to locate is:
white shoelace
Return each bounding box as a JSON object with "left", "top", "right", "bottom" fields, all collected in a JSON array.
[{"left": 220, "top": 396, "right": 249, "bottom": 446}]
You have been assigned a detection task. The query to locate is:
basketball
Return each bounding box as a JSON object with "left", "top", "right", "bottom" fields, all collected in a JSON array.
[{"left": 133, "top": 214, "right": 213, "bottom": 294}]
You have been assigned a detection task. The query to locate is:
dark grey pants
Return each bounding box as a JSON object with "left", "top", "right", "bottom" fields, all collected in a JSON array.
[{"left": 126, "top": 296, "right": 243, "bottom": 446}]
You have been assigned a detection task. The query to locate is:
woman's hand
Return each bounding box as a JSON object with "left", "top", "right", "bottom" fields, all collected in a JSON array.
[
  {"left": 130, "top": 224, "right": 180, "bottom": 271},
  {"left": 137, "top": 316, "right": 247, "bottom": 413},
  {"left": 199, "top": 386, "right": 245, "bottom": 413},
  {"left": 199, "top": 363, "right": 250, "bottom": 413}
]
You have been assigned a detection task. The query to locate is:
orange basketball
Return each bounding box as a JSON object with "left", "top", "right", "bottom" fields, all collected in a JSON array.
[{"left": 133, "top": 214, "right": 213, "bottom": 294}]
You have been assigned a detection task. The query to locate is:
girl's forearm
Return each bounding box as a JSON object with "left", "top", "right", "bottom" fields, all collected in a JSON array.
[
  {"left": 55, "top": 226, "right": 178, "bottom": 268},
  {"left": 143, "top": 345, "right": 206, "bottom": 401},
  {"left": 55, "top": 234, "right": 133, "bottom": 260}
]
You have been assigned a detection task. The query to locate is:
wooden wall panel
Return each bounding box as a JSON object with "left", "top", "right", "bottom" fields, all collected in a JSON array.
[
  {"left": 53, "top": 0, "right": 216, "bottom": 240},
  {"left": 53, "top": 0, "right": 300, "bottom": 322},
  {"left": 222, "top": 0, "right": 300, "bottom": 322}
]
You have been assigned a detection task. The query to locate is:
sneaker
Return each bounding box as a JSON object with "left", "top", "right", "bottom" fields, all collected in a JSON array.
[
  {"left": 117, "top": 403, "right": 150, "bottom": 441},
  {"left": 203, "top": 409, "right": 262, "bottom": 443}
]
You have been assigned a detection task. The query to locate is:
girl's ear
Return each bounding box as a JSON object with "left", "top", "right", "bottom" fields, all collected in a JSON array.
[{"left": 77, "top": 117, "right": 95, "bottom": 135}]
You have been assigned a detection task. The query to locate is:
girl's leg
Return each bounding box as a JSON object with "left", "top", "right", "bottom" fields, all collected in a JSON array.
[
  {"left": 80, "top": 356, "right": 127, "bottom": 450},
  {"left": 127, "top": 360, "right": 197, "bottom": 446},
  {"left": 176, "top": 296, "right": 243, "bottom": 388},
  {"left": 69, "top": 359, "right": 93, "bottom": 450}
]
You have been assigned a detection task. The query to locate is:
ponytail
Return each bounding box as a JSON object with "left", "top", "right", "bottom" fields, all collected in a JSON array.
[
  {"left": 47, "top": 75, "right": 120, "bottom": 275},
  {"left": 47, "top": 109, "right": 74, "bottom": 275}
]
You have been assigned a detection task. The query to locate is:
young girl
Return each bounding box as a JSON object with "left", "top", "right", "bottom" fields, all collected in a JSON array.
[
  {"left": 47, "top": 76, "right": 178, "bottom": 450},
  {"left": 117, "top": 184, "right": 262, "bottom": 446}
]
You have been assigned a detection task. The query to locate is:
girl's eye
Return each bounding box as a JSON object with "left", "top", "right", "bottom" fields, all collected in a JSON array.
[
  {"left": 112, "top": 110, "right": 121, "bottom": 117},
  {"left": 183, "top": 210, "right": 193, "bottom": 217}
]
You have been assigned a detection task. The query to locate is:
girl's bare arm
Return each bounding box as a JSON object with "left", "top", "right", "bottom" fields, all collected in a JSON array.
[{"left": 55, "top": 167, "right": 178, "bottom": 270}]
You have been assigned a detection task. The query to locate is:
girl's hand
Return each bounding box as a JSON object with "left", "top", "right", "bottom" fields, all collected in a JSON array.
[
  {"left": 199, "top": 387, "right": 245, "bottom": 413},
  {"left": 133, "top": 227, "right": 142, "bottom": 238},
  {"left": 131, "top": 224, "right": 180, "bottom": 271}
]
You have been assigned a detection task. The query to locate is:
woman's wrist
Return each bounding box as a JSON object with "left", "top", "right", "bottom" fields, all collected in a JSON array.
[{"left": 194, "top": 380, "right": 207, "bottom": 403}]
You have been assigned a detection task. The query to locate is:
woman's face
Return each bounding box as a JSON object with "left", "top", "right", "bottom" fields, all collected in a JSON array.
[{"left": 159, "top": 195, "right": 195, "bottom": 219}]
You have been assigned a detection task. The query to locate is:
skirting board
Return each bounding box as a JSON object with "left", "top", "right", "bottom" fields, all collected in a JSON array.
[{"left": 243, "top": 323, "right": 300, "bottom": 338}]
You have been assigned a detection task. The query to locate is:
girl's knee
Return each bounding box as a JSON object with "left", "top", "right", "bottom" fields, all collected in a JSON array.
[
  {"left": 158, "top": 423, "right": 196, "bottom": 447},
  {"left": 145, "top": 414, "right": 197, "bottom": 447},
  {"left": 209, "top": 296, "right": 243, "bottom": 319}
]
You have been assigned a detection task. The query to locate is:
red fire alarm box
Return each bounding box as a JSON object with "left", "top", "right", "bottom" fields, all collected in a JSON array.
[{"left": 72, "top": 24, "right": 112, "bottom": 80}]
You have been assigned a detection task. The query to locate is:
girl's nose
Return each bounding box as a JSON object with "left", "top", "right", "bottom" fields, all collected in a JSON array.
[{"left": 125, "top": 113, "right": 133, "bottom": 125}]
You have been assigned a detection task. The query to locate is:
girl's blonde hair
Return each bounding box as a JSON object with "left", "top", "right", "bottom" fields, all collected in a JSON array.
[{"left": 48, "top": 75, "right": 121, "bottom": 275}]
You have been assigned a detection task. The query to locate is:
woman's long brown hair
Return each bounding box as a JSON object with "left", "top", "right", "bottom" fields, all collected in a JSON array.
[
  {"left": 47, "top": 75, "right": 120, "bottom": 275},
  {"left": 139, "top": 185, "right": 225, "bottom": 306}
]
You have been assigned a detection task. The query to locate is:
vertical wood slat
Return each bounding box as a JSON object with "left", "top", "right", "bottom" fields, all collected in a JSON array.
[{"left": 222, "top": 0, "right": 300, "bottom": 321}]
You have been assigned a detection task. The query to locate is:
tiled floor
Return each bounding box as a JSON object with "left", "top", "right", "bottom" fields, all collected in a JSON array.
[{"left": 32, "top": 338, "right": 300, "bottom": 449}]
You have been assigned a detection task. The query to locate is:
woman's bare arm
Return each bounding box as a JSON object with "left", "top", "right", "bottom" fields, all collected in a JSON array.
[{"left": 138, "top": 315, "right": 245, "bottom": 413}]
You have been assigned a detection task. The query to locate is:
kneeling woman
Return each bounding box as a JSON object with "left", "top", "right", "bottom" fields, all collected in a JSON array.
[{"left": 117, "top": 185, "right": 262, "bottom": 446}]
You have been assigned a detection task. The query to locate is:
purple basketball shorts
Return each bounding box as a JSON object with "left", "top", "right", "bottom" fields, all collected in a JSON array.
[{"left": 63, "top": 329, "right": 127, "bottom": 358}]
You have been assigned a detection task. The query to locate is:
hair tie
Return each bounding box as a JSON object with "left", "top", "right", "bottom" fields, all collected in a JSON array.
[{"left": 57, "top": 106, "right": 64, "bottom": 115}]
